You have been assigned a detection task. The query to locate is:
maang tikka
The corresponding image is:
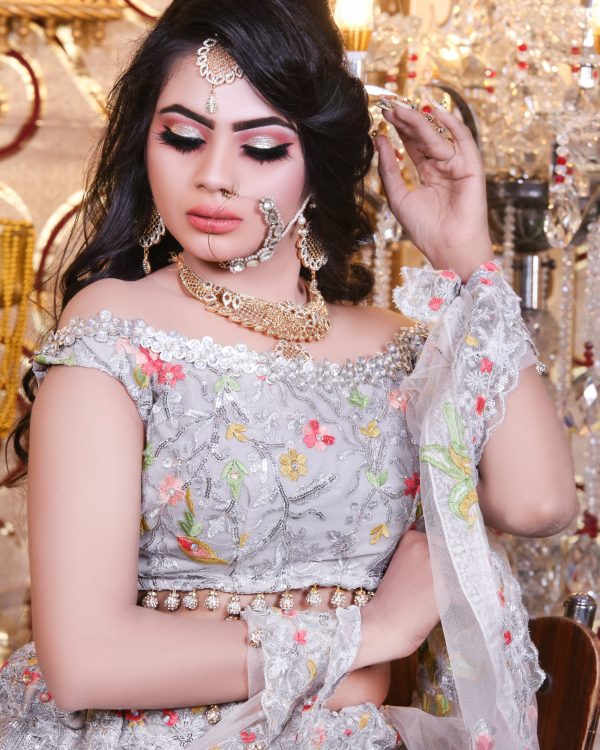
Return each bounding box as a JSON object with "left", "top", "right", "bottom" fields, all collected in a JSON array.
[{"left": 196, "top": 38, "right": 244, "bottom": 115}]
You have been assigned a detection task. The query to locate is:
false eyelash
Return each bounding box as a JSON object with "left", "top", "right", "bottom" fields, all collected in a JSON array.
[
  {"left": 158, "top": 127, "right": 204, "bottom": 153},
  {"left": 242, "top": 143, "right": 292, "bottom": 164}
]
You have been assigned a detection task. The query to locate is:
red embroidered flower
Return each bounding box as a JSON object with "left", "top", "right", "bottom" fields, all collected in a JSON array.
[
  {"left": 476, "top": 396, "right": 486, "bottom": 416},
  {"left": 475, "top": 734, "right": 495, "bottom": 750},
  {"left": 389, "top": 390, "right": 408, "bottom": 413},
  {"left": 344, "top": 729, "right": 354, "bottom": 736},
  {"left": 22, "top": 668, "right": 40, "bottom": 685},
  {"left": 122, "top": 709, "right": 145, "bottom": 726},
  {"left": 159, "top": 475, "right": 185, "bottom": 505},
  {"left": 480, "top": 277, "right": 494, "bottom": 286},
  {"left": 281, "top": 608, "right": 298, "bottom": 618},
  {"left": 161, "top": 709, "right": 179, "bottom": 726},
  {"left": 482, "top": 261, "right": 499, "bottom": 272},
  {"left": 39, "top": 691, "right": 52, "bottom": 703},
  {"left": 428, "top": 297, "right": 443, "bottom": 312},
  {"left": 480, "top": 358, "right": 493, "bottom": 374},
  {"left": 403, "top": 472, "right": 420, "bottom": 498},
  {"left": 303, "top": 695, "right": 318, "bottom": 711},
  {"left": 303, "top": 419, "right": 335, "bottom": 451},
  {"left": 294, "top": 629, "right": 308, "bottom": 645},
  {"left": 440, "top": 270, "right": 457, "bottom": 280},
  {"left": 241, "top": 730, "right": 257, "bottom": 743},
  {"left": 158, "top": 364, "right": 185, "bottom": 387},
  {"left": 504, "top": 630, "right": 512, "bottom": 646},
  {"left": 139, "top": 347, "right": 164, "bottom": 377}
]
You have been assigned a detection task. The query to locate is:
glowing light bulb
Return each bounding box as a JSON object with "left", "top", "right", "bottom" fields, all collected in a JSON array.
[{"left": 334, "top": 0, "right": 375, "bottom": 53}]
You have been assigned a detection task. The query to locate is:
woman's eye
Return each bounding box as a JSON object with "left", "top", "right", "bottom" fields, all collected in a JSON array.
[
  {"left": 242, "top": 143, "right": 292, "bottom": 164},
  {"left": 158, "top": 126, "right": 205, "bottom": 153}
]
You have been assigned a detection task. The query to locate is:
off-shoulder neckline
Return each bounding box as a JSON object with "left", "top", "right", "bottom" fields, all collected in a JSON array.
[{"left": 42, "top": 309, "right": 428, "bottom": 376}]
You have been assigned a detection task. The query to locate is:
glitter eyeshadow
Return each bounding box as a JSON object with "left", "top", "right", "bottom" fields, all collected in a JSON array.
[
  {"left": 170, "top": 124, "right": 202, "bottom": 139},
  {"left": 245, "top": 136, "right": 280, "bottom": 149}
]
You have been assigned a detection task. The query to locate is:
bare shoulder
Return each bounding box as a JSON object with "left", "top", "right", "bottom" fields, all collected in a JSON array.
[{"left": 58, "top": 277, "right": 147, "bottom": 329}]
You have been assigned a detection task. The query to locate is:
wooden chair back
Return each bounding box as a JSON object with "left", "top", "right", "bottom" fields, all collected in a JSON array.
[{"left": 385, "top": 610, "right": 600, "bottom": 749}]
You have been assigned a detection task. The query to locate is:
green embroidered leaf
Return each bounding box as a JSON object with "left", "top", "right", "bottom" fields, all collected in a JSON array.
[
  {"left": 442, "top": 402, "right": 466, "bottom": 453},
  {"left": 142, "top": 443, "right": 155, "bottom": 470},
  {"left": 348, "top": 387, "right": 369, "bottom": 409},
  {"left": 133, "top": 366, "right": 149, "bottom": 388},
  {"left": 366, "top": 470, "right": 388, "bottom": 488},
  {"left": 222, "top": 459, "right": 249, "bottom": 500},
  {"left": 179, "top": 510, "right": 204, "bottom": 536},
  {"left": 189, "top": 522, "right": 204, "bottom": 537},
  {"left": 215, "top": 375, "right": 240, "bottom": 394},
  {"left": 448, "top": 479, "right": 477, "bottom": 522},
  {"left": 420, "top": 444, "right": 466, "bottom": 480}
]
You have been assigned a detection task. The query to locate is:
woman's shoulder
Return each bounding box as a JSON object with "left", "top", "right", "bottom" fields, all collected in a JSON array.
[
  {"left": 329, "top": 302, "right": 421, "bottom": 341},
  {"left": 57, "top": 277, "right": 149, "bottom": 330}
]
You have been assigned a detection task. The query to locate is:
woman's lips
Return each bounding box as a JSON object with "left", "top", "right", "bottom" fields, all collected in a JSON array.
[
  {"left": 187, "top": 205, "right": 242, "bottom": 234},
  {"left": 187, "top": 214, "right": 243, "bottom": 234}
]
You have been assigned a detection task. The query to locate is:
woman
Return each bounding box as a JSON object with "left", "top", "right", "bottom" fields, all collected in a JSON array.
[{"left": 0, "top": 0, "right": 575, "bottom": 747}]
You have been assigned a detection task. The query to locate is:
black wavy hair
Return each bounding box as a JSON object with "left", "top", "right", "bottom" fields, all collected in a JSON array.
[{"left": 9, "top": 0, "right": 375, "bottom": 473}]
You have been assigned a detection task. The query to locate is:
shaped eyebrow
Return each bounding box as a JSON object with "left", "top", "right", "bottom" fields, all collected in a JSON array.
[{"left": 158, "top": 105, "right": 295, "bottom": 133}]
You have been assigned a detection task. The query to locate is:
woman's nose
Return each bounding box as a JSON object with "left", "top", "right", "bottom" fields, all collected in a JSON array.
[{"left": 195, "top": 140, "right": 236, "bottom": 195}]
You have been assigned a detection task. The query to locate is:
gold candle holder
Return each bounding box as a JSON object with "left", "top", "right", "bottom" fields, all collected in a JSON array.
[{"left": 340, "top": 27, "right": 373, "bottom": 54}]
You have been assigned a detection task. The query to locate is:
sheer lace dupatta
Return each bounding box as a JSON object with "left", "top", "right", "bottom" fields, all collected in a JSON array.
[{"left": 387, "top": 262, "right": 544, "bottom": 750}]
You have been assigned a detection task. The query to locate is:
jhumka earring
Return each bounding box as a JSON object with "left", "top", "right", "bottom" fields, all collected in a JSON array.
[
  {"left": 139, "top": 205, "right": 166, "bottom": 275},
  {"left": 196, "top": 38, "right": 244, "bottom": 115},
  {"left": 297, "top": 203, "right": 328, "bottom": 275},
  {"left": 220, "top": 197, "right": 285, "bottom": 273}
]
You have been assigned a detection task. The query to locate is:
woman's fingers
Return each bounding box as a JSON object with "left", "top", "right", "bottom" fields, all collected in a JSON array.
[
  {"left": 383, "top": 104, "right": 456, "bottom": 164},
  {"left": 376, "top": 134, "right": 409, "bottom": 211}
]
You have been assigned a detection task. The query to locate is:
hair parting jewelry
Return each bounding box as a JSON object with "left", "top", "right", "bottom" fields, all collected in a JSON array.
[{"left": 196, "top": 38, "right": 244, "bottom": 114}]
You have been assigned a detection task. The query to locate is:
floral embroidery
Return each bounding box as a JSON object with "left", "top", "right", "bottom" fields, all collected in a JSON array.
[
  {"left": 498, "top": 587, "right": 506, "bottom": 607},
  {"left": 360, "top": 420, "right": 381, "bottom": 439},
  {"left": 420, "top": 403, "right": 478, "bottom": 524},
  {"left": 476, "top": 395, "right": 486, "bottom": 416},
  {"left": 389, "top": 389, "right": 408, "bottom": 412},
  {"left": 302, "top": 419, "right": 335, "bottom": 450},
  {"left": 348, "top": 387, "right": 369, "bottom": 409},
  {"left": 403, "top": 471, "right": 420, "bottom": 498},
  {"left": 176, "top": 489, "right": 227, "bottom": 565},
  {"left": 240, "top": 729, "right": 257, "bottom": 743},
  {"left": 215, "top": 374, "right": 240, "bottom": 393},
  {"left": 226, "top": 423, "right": 248, "bottom": 442},
  {"left": 294, "top": 629, "right": 307, "bottom": 645},
  {"left": 120, "top": 709, "right": 146, "bottom": 728},
  {"left": 279, "top": 449, "right": 308, "bottom": 481},
  {"left": 161, "top": 709, "right": 179, "bottom": 726},
  {"left": 239, "top": 532, "right": 250, "bottom": 548},
  {"left": 480, "top": 358, "right": 493, "bottom": 374},
  {"left": 21, "top": 667, "right": 40, "bottom": 685},
  {"left": 465, "top": 334, "right": 479, "bottom": 347},
  {"left": 133, "top": 347, "right": 185, "bottom": 389},
  {"left": 369, "top": 524, "right": 390, "bottom": 544},
  {"left": 307, "top": 658, "right": 318, "bottom": 680},
  {"left": 480, "top": 277, "right": 494, "bottom": 286},
  {"left": 440, "top": 270, "right": 457, "bottom": 280},
  {"left": 142, "top": 443, "right": 154, "bottom": 470},
  {"left": 366, "top": 469, "right": 388, "bottom": 488},
  {"left": 303, "top": 695, "right": 318, "bottom": 711},
  {"left": 222, "top": 459, "right": 249, "bottom": 500},
  {"left": 504, "top": 631, "right": 512, "bottom": 646},
  {"left": 358, "top": 713, "right": 371, "bottom": 729},
  {"left": 159, "top": 475, "right": 185, "bottom": 506},
  {"left": 428, "top": 297, "right": 443, "bottom": 312},
  {"left": 475, "top": 733, "right": 495, "bottom": 750}
]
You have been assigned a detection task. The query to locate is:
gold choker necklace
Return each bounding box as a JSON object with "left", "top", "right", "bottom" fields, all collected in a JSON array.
[{"left": 172, "top": 253, "right": 331, "bottom": 359}]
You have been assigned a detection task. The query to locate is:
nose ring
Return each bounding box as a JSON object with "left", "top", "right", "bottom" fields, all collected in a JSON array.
[{"left": 221, "top": 188, "right": 238, "bottom": 199}]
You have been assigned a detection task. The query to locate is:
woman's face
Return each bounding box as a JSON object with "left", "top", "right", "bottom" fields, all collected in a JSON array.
[{"left": 146, "top": 53, "right": 307, "bottom": 265}]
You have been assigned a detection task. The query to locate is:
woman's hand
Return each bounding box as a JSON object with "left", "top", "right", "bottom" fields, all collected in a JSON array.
[
  {"left": 353, "top": 530, "right": 439, "bottom": 669},
  {"left": 376, "top": 101, "right": 494, "bottom": 282}
]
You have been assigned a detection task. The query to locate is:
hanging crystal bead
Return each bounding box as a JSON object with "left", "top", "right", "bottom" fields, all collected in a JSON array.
[
  {"left": 227, "top": 593, "right": 242, "bottom": 616},
  {"left": 182, "top": 589, "right": 199, "bottom": 610},
  {"left": 306, "top": 585, "right": 321, "bottom": 607},
  {"left": 250, "top": 593, "right": 267, "bottom": 612},
  {"left": 204, "top": 589, "right": 221, "bottom": 611},
  {"left": 353, "top": 588, "right": 370, "bottom": 608},
  {"left": 279, "top": 589, "right": 294, "bottom": 612},
  {"left": 141, "top": 590, "right": 159, "bottom": 609},
  {"left": 206, "top": 704, "right": 222, "bottom": 725},
  {"left": 330, "top": 586, "right": 347, "bottom": 608},
  {"left": 164, "top": 590, "right": 181, "bottom": 611}
]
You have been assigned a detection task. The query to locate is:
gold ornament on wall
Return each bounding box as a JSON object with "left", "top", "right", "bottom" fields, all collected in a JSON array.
[{"left": 0, "top": 219, "right": 33, "bottom": 437}]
